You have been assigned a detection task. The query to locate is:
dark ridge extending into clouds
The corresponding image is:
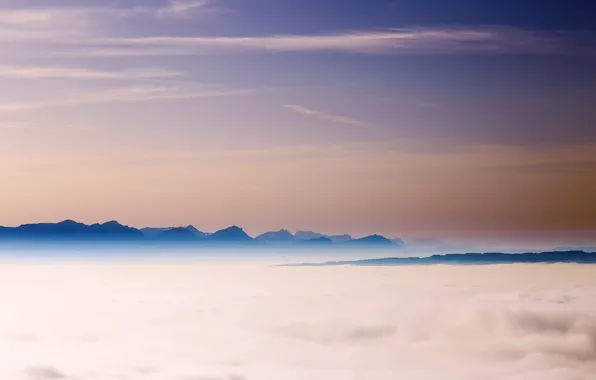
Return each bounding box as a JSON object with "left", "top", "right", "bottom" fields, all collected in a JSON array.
[{"left": 290, "top": 251, "right": 596, "bottom": 266}]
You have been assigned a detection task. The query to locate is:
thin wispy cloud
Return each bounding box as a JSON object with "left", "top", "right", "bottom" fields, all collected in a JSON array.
[
  {"left": 283, "top": 104, "right": 375, "bottom": 128},
  {"left": 86, "top": 27, "right": 582, "bottom": 56},
  {"left": 0, "top": 121, "right": 92, "bottom": 131},
  {"left": 0, "top": 12, "right": 587, "bottom": 56},
  {"left": 0, "top": 0, "right": 211, "bottom": 41},
  {"left": 0, "top": 0, "right": 210, "bottom": 25},
  {"left": 0, "top": 66, "right": 182, "bottom": 80},
  {"left": 0, "top": 86, "right": 253, "bottom": 112},
  {"left": 0, "top": 1, "right": 591, "bottom": 58},
  {"left": 160, "top": 0, "right": 210, "bottom": 17},
  {"left": 0, "top": 122, "right": 30, "bottom": 129}
]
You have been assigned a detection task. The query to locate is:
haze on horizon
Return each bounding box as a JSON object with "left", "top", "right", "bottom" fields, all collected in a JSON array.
[{"left": 0, "top": 0, "right": 595, "bottom": 243}]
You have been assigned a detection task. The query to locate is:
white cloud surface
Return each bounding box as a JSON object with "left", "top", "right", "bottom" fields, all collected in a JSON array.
[{"left": 0, "top": 261, "right": 595, "bottom": 379}]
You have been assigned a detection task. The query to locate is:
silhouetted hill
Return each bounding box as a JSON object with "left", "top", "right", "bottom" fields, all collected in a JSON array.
[
  {"left": 17, "top": 220, "right": 88, "bottom": 235},
  {"left": 141, "top": 227, "right": 170, "bottom": 237},
  {"left": 92, "top": 221, "right": 141, "bottom": 236},
  {"left": 143, "top": 225, "right": 208, "bottom": 240},
  {"left": 154, "top": 227, "right": 200, "bottom": 241},
  {"left": 553, "top": 245, "right": 596, "bottom": 252},
  {"left": 0, "top": 220, "right": 409, "bottom": 249},
  {"left": 186, "top": 225, "right": 208, "bottom": 238},
  {"left": 300, "top": 237, "right": 333, "bottom": 245},
  {"left": 329, "top": 234, "right": 352, "bottom": 243},
  {"left": 209, "top": 226, "right": 253, "bottom": 242},
  {"left": 0, "top": 220, "right": 143, "bottom": 240},
  {"left": 391, "top": 238, "right": 406, "bottom": 248},
  {"left": 294, "top": 231, "right": 326, "bottom": 241},
  {"left": 256, "top": 229, "right": 294, "bottom": 242},
  {"left": 345, "top": 235, "right": 395, "bottom": 246},
  {"left": 289, "top": 251, "right": 596, "bottom": 266}
]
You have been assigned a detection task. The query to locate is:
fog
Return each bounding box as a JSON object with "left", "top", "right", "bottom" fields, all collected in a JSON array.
[{"left": 0, "top": 262, "right": 595, "bottom": 379}]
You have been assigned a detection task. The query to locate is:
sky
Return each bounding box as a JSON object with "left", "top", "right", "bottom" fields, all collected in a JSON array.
[{"left": 0, "top": 0, "right": 595, "bottom": 242}]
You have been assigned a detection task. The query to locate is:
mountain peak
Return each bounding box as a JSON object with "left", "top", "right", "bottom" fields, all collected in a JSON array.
[
  {"left": 59, "top": 219, "right": 83, "bottom": 226},
  {"left": 256, "top": 229, "right": 294, "bottom": 242},
  {"left": 329, "top": 234, "right": 353, "bottom": 243},
  {"left": 294, "top": 230, "right": 326, "bottom": 241},
  {"left": 2, "top": 220, "right": 143, "bottom": 240},
  {"left": 345, "top": 234, "right": 395, "bottom": 246},
  {"left": 102, "top": 221, "right": 123, "bottom": 227},
  {"left": 154, "top": 227, "right": 198, "bottom": 241},
  {"left": 300, "top": 236, "right": 333, "bottom": 245},
  {"left": 186, "top": 225, "right": 207, "bottom": 237},
  {"left": 210, "top": 226, "right": 253, "bottom": 242}
]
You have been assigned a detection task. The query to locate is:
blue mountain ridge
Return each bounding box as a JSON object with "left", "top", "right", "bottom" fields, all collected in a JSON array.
[
  {"left": 1, "top": 220, "right": 144, "bottom": 240},
  {"left": 256, "top": 229, "right": 295, "bottom": 242},
  {"left": 287, "top": 251, "right": 596, "bottom": 266},
  {"left": 299, "top": 236, "right": 333, "bottom": 245},
  {"left": 0, "top": 220, "right": 404, "bottom": 248},
  {"left": 345, "top": 235, "right": 394, "bottom": 246}
]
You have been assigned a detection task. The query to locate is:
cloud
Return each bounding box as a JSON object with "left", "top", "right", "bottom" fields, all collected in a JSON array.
[
  {"left": 502, "top": 160, "right": 596, "bottom": 174},
  {"left": 284, "top": 322, "right": 397, "bottom": 344},
  {"left": 85, "top": 27, "right": 591, "bottom": 56},
  {"left": 160, "top": 0, "right": 210, "bottom": 17},
  {"left": 0, "top": 1, "right": 212, "bottom": 42},
  {"left": 1, "top": 12, "right": 591, "bottom": 56},
  {"left": 1, "top": 263, "right": 596, "bottom": 380},
  {"left": 0, "top": 0, "right": 210, "bottom": 26},
  {"left": 24, "top": 366, "right": 64, "bottom": 380},
  {"left": 184, "top": 375, "right": 245, "bottom": 380},
  {"left": 0, "top": 122, "right": 31, "bottom": 129},
  {"left": 0, "top": 86, "right": 253, "bottom": 112},
  {"left": 283, "top": 104, "right": 374, "bottom": 128},
  {"left": 0, "top": 66, "right": 182, "bottom": 80}
]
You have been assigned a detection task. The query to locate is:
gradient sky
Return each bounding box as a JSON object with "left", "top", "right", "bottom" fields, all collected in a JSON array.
[{"left": 0, "top": 0, "right": 595, "bottom": 241}]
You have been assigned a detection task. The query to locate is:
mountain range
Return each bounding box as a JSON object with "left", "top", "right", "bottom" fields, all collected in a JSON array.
[
  {"left": 0, "top": 220, "right": 404, "bottom": 248},
  {"left": 288, "top": 251, "right": 596, "bottom": 266}
]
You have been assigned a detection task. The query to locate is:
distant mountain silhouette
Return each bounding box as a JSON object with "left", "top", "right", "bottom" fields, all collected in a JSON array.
[
  {"left": 345, "top": 235, "right": 395, "bottom": 246},
  {"left": 328, "top": 234, "right": 352, "bottom": 243},
  {"left": 300, "top": 236, "right": 333, "bottom": 245},
  {"left": 186, "top": 225, "right": 208, "bottom": 238},
  {"left": 141, "top": 227, "right": 171, "bottom": 237},
  {"left": 256, "top": 229, "right": 294, "bottom": 242},
  {"left": 294, "top": 231, "right": 326, "bottom": 241},
  {"left": 553, "top": 245, "right": 596, "bottom": 252},
  {"left": 209, "top": 226, "right": 253, "bottom": 242},
  {"left": 143, "top": 225, "right": 208, "bottom": 241},
  {"left": 0, "top": 220, "right": 407, "bottom": 249},
  {"left": 391, "top": 238, "right": 406, "bottom": 248},
  {"left": 153, "top": 227, "right": 200, "bottom": 241},
  {"left": 0, "top": 220, "right": 143, "bottom": 240},
  {"left": 289, "top": 251, "right": 596, "bottom": 266}
]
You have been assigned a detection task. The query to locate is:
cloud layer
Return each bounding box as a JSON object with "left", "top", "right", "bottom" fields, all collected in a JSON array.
[{"left": 0, "top": 261, "right": 595, "bottom": 380}]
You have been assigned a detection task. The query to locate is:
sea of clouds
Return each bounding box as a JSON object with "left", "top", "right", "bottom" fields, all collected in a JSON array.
[{"left": 0, "top": 261, "right": 594, "bottom": 379}]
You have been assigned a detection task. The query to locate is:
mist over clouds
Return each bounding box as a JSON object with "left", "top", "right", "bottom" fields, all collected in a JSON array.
[{"left": 0, "top": 261, "right": 595, "bottom": 379}]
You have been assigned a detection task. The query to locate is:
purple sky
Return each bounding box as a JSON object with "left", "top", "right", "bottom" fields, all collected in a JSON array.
[{"left": 0, "top": 0, "right": 595, "bottom": 242}]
